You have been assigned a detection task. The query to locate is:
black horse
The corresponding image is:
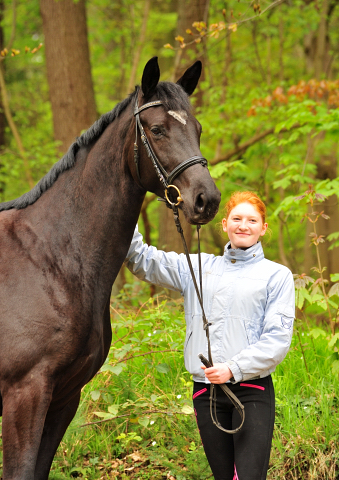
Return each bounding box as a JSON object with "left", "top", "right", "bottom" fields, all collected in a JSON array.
[{"left": 0, "top": 57, "right": 220, "bottom": 479}]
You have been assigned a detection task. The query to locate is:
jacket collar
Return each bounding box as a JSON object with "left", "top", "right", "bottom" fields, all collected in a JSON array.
[{"left": 223, "top": 241, "right": 264, "bottom": 265}]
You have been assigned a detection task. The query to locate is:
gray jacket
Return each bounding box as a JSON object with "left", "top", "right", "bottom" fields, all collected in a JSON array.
[{"left": 125, "top": 227, "right": 295, "bottom": 384}]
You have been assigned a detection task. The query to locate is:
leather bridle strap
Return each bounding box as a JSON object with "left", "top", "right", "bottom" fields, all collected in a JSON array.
[
  {"left": 171, "top": 204, "right": 245, "bottom": 435},
  {"left": 133, "top": 89, "right": 207, "bottom": 199}
]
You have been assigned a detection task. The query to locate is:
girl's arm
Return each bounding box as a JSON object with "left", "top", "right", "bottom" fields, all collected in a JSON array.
[
  {"left": 125, "top": 225, "right": 190, "bottom": 293},
  {"left": 225, "top": 268, "right": 295, "bottom": 383}
]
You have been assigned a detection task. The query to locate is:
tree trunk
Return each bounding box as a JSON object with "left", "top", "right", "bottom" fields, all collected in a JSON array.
[
  {"left": 40, "top": 0, "right": 97, "bottom": 153},
  {"left": 157, "top": 0, "right": 211, "bottom": 287},
  {"left": 126, "top": 0, "right": 152, "bottom": 96}
]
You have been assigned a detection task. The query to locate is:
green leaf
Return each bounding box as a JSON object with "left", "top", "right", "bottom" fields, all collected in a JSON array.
[
  {"left": 93, "top": 411, "right": 115, "bottom": 420},
  {"left": 331, "top": 360, "right": 339, "bottom": 375},
  {"left": 330, "top": 274, "right": 339, "bottom": 282},
  {"left": 100, "top": 364, "right": 123, "bottom": 375},
  {"left": 151, "top": 394, "right": 158, "bottom": 403},
  {"left": 90, "top": 390, "right": 101, "bottom": 401},
  {"left": 309, "top": 328, "right": 326, "bottom": 339},
  {"left": 295, "top": 288, "right": 311, "bottom": 309},
  {"left": 328, "top": 333, "right": 339, "bottom": 350},
  {"left": 314, "top": 299, "right": 327, "bottom": 311},
  {"left": 70, "top": 467, "right": 87, "bottom": 475},
  {"left": 108, "top": 405, "right": 119, "bottom": 415},
  {"left": 138, "top": 417, "right": 150, "bottom": 427},
  {"left": 181, "top": 405, "right": 194, "bottom": 415},
  {"left": 328, "top": 298, "right": 338, "bottom": 309},
  {"left": 155, "top": 363, "right": 170, "bottom": 374}
]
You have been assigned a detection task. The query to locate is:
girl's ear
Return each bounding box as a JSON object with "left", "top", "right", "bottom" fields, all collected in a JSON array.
[
  {"left": 260, "top": 222, "right": 268, "bottom": 236},
  {"left": 222, "top": 218, "right": 227, "bottom": 232}
]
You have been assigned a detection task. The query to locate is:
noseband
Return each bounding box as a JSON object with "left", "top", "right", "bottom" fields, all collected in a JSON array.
[{"left": 133, "top": 89, "right": 207, "bottom": 206}]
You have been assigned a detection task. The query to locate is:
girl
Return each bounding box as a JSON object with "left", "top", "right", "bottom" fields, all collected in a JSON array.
[{"left": 125, "top": 191, "right": 295, "bottom": 480}]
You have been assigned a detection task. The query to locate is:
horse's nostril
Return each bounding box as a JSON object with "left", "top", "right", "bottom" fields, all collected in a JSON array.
[{"left": 195, "top": 193, "right": 206, "bottom": 213}]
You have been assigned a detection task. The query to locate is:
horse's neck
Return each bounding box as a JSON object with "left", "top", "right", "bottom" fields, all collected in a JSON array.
[{"left": 24, "top": 115, "right": 144, "bottom": 291}]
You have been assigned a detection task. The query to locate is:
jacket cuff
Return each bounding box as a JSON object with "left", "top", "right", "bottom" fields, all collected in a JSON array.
[{"left": 225, "top": 360, "right": 242, "bottom": 383}]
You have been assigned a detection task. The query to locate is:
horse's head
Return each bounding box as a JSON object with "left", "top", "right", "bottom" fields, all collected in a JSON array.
[{"left": 130, "top": 57, "right": 221, "bottom": 225}]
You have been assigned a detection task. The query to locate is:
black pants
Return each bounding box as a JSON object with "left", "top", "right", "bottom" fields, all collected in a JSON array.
[{"left": 193, "top": 376, "right": 275, "bottom": 480}]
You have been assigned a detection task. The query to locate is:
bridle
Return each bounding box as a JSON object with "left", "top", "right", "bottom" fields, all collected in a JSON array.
[
  {"left": 133, "top": 88, "right": 207, "bottom": 206},
  {"left": 133, "top": 88, "right": 245, "bottom": 434}
]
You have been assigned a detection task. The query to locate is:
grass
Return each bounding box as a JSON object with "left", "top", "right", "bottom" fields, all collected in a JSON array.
[{"left": 0, "top": 289, "right": 339, "bottom": 479}]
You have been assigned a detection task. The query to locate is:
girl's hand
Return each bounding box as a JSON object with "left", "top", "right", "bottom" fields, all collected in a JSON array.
[{"left": 201, "top": 363, "right": 233, "bottom": 384}]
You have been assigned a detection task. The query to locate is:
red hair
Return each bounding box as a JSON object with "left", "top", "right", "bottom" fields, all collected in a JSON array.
[{"left": 224, "top": 191, "right": 266, "bottom": 224}]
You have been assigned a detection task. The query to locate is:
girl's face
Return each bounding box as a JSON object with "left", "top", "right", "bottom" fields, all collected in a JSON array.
[{"left": 222, "top": 202, "right": 268, "bottom": 249}]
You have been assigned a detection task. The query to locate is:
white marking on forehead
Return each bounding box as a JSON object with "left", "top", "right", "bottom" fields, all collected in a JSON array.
[{"left": 168, "top": 110, "right": 187, "bottom": 125}]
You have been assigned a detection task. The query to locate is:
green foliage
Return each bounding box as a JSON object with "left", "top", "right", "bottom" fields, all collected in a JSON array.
[{"left": 17, "top": 295, "right": 336, "bottom": 479}]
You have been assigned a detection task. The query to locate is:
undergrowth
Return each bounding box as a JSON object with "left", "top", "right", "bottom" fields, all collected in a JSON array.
[
  {"left": 44, "top": 289, "right": 339, "bottom": 480},
  {"left": 0, "top": 287, "right": 338, "bottom": 479}
]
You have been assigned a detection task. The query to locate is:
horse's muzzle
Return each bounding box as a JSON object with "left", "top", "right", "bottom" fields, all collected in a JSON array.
[{"left": 191, "top": 187, "right": 221, "bottom": 224}]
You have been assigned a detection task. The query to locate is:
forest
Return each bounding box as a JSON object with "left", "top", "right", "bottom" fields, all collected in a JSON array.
[{"left": 0, "top": 0, "right": 339, "bottom": 478}]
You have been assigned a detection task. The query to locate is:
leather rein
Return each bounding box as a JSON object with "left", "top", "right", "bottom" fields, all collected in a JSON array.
[{"left": 133, "top": 91, "right": 245, "bottom": 434}]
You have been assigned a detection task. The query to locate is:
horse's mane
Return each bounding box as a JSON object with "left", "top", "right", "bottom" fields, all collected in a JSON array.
[{"left": 0, "top": 81, "right": 190, "bottom": 212}]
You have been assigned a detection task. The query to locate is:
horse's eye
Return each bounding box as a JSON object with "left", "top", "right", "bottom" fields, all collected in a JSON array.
[{"left": 151, "top": 126, "right": 162, "bottom": 136}]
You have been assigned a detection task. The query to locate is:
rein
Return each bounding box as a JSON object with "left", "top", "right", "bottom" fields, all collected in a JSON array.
[
  {"left": 171, "top": 205, "right": 245, "bottom": 435},
  {"left": 133, "top": 90, "right": 245, "bottom": 434}
]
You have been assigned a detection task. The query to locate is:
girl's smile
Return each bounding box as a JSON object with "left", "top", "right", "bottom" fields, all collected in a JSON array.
[{"left": 222, "top": 202, "right": 268, "bottom": 249}]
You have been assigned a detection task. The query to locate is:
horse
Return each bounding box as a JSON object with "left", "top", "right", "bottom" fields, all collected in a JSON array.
[{"left": 0, "top": 56, "right": 221, "bottom": 479}]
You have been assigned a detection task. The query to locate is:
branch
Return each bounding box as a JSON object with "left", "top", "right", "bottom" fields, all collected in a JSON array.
[
  {"left": 166, "top": 0, "right": 286, "bottom": 51},
  {"left": 141, "top": 193, "right": 157, "bottom": 212},
  {"left": 209, "top": 123, "right": 300, "bottom": 165},
  {"left": 115, "top": 349, "right": 179, "bottom": 364},
  {"left": 80, "top": 409, "right": 192, "bottom": 428}
]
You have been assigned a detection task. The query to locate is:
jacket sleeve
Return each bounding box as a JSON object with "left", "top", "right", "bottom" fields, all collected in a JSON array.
[
  {"left": 124, "top": 225, "right": 190, "bottom": 293},
  {"left": 225, "top": 268, "right": 295, "bottom": 383}
]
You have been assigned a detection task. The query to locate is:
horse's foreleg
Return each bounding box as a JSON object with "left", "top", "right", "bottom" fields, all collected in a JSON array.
[
  {"left": 34, "top": 392, "right": 81, "bottom": 480},
  {"left": 1, "top": 378, "right": 52, "bottom": 480}
]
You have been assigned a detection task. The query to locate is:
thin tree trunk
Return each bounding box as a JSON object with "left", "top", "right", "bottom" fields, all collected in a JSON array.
[
  {"left": 40, "top": 0, "right": 97, "bottom": 153},
  {"left": 314, "top": 0, "right": 328, "bottom": 79},
  {"left": 266, "top": 35, "right": 271, "bottom": 86},
  {"left": 126, "top": 0, "right": 151, "bottom": 95},
  {"left": 278, "top": 5, "right": 284, "bottom": 82},
  {"left": 215, "top": 7, "right": 232, "bottom": 160}
]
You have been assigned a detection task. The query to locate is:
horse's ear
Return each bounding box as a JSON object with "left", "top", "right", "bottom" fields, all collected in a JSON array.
[
  {"left": 176, "top": 61, "right": 202, "bottom": 96},
  {"left": 141, "top": 57, "right": 160, "bottom": 99}
]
